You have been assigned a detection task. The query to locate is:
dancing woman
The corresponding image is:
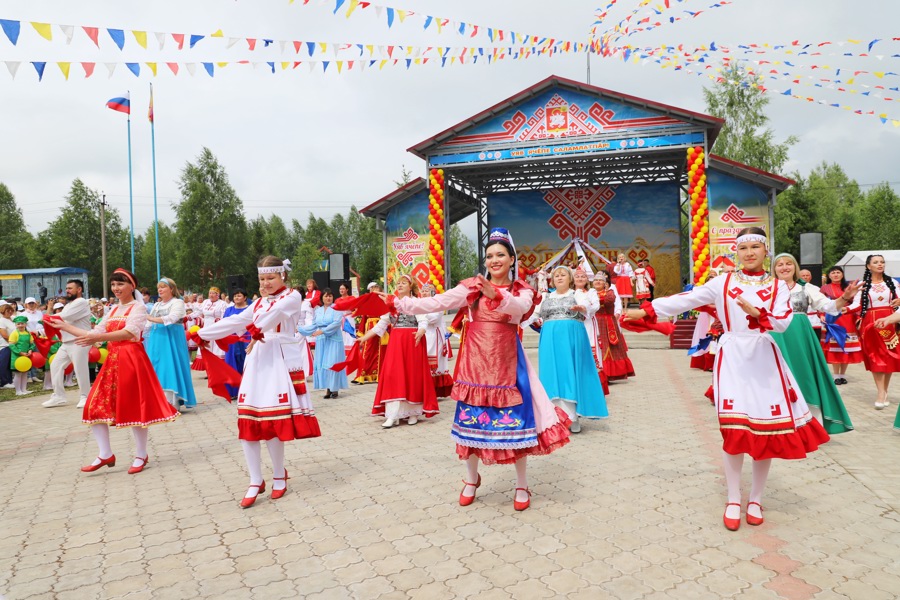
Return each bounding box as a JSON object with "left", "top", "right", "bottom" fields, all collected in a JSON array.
[
  {"left": 360, "top": 275, "right": 439, "bottom": 428},
  {"left": 379, "top": 228, "right": 570, "bottom": 511},
  {"left": 222, "top": 288, "right": 251, "bottom": 402},
  {"left": 197, "top": 257, "right": 321, "bottom": 507},
  {"left": 534, "top": 266, "right": 608, "bottom": 433},
  {"left": 592, "top": 277, "right": 635, "bottom": 380},
  {"left": 145, "top": 277, "right": 197, "bottom": 411},
  {"left": 613, "top": 254, "right": 634, "bottom": 311},
  {"left": 298, "top": 289, "right": 348, "bottom": 399},
  {"left": 769, "top": 254, "right": 856, "bottom": 434},
  {"left": 852, "top": 255, "right": 900, "bottom": 409},
  {"left": 54, "top": 269, "right": 179, "bottom": 475},
  {"left": 626, "top": 228, "right": 830, "bottom": 530},
  {"left": 819, "top": 266, "right": 863, "bottom": 384}
]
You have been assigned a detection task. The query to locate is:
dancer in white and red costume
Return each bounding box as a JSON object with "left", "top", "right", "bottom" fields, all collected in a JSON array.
[
  {"left": 613, "top": 254, "right": 634, "bottom": 310},
  {"left": 380, "top": 228, "right": 570, "bottom": 511},
  {"left": 421, "top": 283, "right": 454, "bottom": 398},
  {"left": 198, "top": 256, "right": 321, "bottom": 508},
  {"left": 626, "top": 227, "right": 830, "bottom": 530},
  {"left": 200, "top": 287, "right": 228, "bottom": 362}
]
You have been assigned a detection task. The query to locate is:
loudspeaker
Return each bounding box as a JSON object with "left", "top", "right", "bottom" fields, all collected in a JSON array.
[
  {"left": 312, "top": 271, "right": 330, "bottom": 294},
  {"left": 329, "top": 253, "right": 349, "bottom": 281},
  {"left": 799, "top": 232, "right": 823, "bottom": 265},
  {"left": 226, "top": 274, "right": 246, "bottom": 296}
]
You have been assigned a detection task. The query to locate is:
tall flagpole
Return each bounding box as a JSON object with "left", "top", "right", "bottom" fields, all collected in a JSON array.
[
  {"left": 127, "top": 91, "right": 135, "bottom": 273},
  {"left": 149, "top": 83, "right": 160, "bottom": 281}
]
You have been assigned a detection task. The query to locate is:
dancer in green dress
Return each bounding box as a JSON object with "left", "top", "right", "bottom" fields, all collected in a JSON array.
[{"left": 770, "top": 254, "right": 859, "bottom": 434}]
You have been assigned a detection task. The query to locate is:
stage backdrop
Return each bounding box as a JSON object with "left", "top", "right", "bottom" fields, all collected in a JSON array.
[
  {"left": 488, "top": 182, "right": 681, "bottom": 297},
  {"left": 707, "top": 170, "right": 772, "bottom": 273},
  {"left": 384, "top": 189, "right": 433, "bottom": 293}
]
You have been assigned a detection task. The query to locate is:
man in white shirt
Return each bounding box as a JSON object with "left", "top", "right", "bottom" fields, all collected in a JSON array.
[
  {"left": 23, "top": 297, "right": 44, "bottom": 382},
  {"left": 42, "top": 280, "right": 93, "bottom": 408}
]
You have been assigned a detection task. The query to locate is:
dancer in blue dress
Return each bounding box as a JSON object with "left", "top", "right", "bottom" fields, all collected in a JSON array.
[
  {"left": 223, "top": 289, "right": 251, "bottom": 401},
  {"left": 145, "top": 277, "right": 197, "bottom": 410},
  {"left": 298, "top": 288, "right": 349, "bottom": 398},
  {"left": 534, "top": 266, "right": 608, "bottom": 433}
]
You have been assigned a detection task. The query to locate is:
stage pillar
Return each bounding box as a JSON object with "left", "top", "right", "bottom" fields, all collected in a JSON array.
[
  {"left": 427, "top": 168, "right": 447, "bottom": 293},
  {"left": 687, "top": 146, "right": 711, "bottom": 284}
]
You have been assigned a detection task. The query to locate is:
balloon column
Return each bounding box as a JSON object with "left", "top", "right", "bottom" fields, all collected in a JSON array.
[
  {"left": 427, "top": 168, "right": 446, "bottom": 293},
  {"left": 687, "top": 146, "right": 710, "bottom": 285}
]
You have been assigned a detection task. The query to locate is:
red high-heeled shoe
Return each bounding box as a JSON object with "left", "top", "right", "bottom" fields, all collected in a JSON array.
[
  {"left": 459, "top": 474, "right": 481, "bottom": 507},
  {"left": 271, "top": 469, "right": 289, "bottom": 500},
  {"left": 514, "top": 488, "right": 531, "bottom": 511},
  {"left": 240, "top": 481, "right": 267, "bottom": 509},
  {"left": 723, "top": 502, "right": 741, "bottom": 531},
  {"left": 81, "top": 455, "right": 116, "bottom": 472},
  {"left": 127, "top": 456, "right": 149, "bottom": 475},
  {"left": 746, "top": 502, "right": 764, "bottom": 526}
]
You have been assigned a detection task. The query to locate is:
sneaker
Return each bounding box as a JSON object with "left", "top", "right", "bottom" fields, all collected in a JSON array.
[
  {"left": 1, "top": 383, "right": 13, "bottom": 389},
  {"left": 77, "top": 397, "right": 87, "bottom": 409},
  {"left": 408, "top": 416, "right": 418, "bottom": 425},
  {"left": 32, "top": 377, "right": 42, "bottom": 383},
  {"left": 569, "top": 420, "right": 582, "bottom": 434},
  {"left": 16, "top": 390, "right": 32, "bottom": 396},
  {"left": 42, "top": 396, "right": 68, "bottom": 408}
]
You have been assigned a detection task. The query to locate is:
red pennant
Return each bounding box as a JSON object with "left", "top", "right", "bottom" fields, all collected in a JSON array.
[
  {"left": 172, "top": 33, "right": 185, "bottom": 50},
  {"left": 293, "top": 40, "right": 302, "bottom": 54},
  {"left": 81, "top": 62, "right": 96, "bottom": 77},
  {"left": 82, "top": 26, "right": 99, "bottom": 47},
  {"left": 247, "top": 38, "right": 257, "bottom": 50}
]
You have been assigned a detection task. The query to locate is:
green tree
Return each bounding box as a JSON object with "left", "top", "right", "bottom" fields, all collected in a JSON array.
[
  {"left": 856, "top": 184, "right": 900, "bottom": 250},
  {"left": 291, "top": 242, "right": 325, "bottom": 283},
  {"left": 394, "top": 165, "right": 414, "bottom": 188},
  {"left": 0, "top": 183, "right": 33, "bottom": 269},
  {"left": 172, "top": 148, "right": 248, "bottom": 290},
  {"left": 345, "top": 207, "right": 382, "bottom": 285},
  {"left": 773, "top": 173, "right": 815, "bottom": 259},
  {"left": 135, "top": 222, "right": 177, "bottom": 287},
  {"left": 447, "top": 223, "right": 478, "bottom": 286},
  {"left": 40, "top": 179, "right": 130, "bottom": 283},
  {"left": 806, "top": 163, "right": 863, "bottom": 266},
  {"left": 703, "top": 64, "right": 797, "bottom": 174},
  {"left": 265, "top": 215, "right": 294, "bottom": 260}
]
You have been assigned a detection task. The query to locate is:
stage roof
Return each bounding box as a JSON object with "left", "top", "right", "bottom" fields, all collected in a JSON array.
[
  {"left": 709, "top": 154, "right": 795, "bottom": 192},
  {"left": 407, "top": 75, "right": 725, "bottom": 194},
  {"left": 359, "top": 177, "right": 479, "bottom": 224}
]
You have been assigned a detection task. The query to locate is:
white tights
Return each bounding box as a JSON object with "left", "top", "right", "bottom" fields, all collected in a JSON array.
[
  {"left": 88, "top": 424, "right": 150, "bottom": 468},
  {"left": 241, "top": 439, "right": 287, "bottom": 498},
  {"left": 722, "top": 451, "right": 771, "bottom": 519}
]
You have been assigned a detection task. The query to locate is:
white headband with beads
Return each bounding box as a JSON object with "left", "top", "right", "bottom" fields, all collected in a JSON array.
[{"left": 735, "top": 234, "right": 768, "bottom": 247}]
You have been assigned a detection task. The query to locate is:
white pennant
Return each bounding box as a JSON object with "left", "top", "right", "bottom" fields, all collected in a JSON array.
[
  {"left": 5, "top": 61, "right": 21, "bottom": 79},
  {"left": 332, "top": 44, "right": 339, "bottom": 57},
  {"left": 105, "top": 62, "right": 117, "bottom": 78},
  {"left": 279, "top": 40, "right": 287, "bottom": 54},
  {"left": 307, "top": 61, "right": 316, "bottom": 73},
  {"left": 227, "top": 37, "right": 240, "bottom": 49},
  {"left": 155, "top": 32, "right": 166, "bottom": 50},
  {"left": 185, "top": 62, "right": 196, "bottom": 76},
  {"left": 59, "top": 24, "right": 74, "bottom": 44},
  {"left": 375, "top": 6, "right": 383, "bottom": 18}
]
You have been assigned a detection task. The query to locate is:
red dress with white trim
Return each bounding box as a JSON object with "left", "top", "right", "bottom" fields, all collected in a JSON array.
[
  {"left": 820, "top": 283, "right": 863, "bottom": 364},
  {"left": 371, "top": 312, "right": 440, "bottom": 419},
  {"left": 853, "top": 282, "right": 900, "bottom": 373},
  {"left": 613, "top": 262, "right": 634, "bottom": 298},
  {"left": 424, "top": 311, "right": 454, "bottom": 398},
  {"left": 82, "top": 302, "right": 180, "bottom": 428},
  {"left": 198, "top": 287, "right": 321, "bottom": 442},
  {"left": 648, "top": 270, "right": 829, "bottom": 460},
  {"left": 595, "top": 290, "right": 635, "bottom": 380}
]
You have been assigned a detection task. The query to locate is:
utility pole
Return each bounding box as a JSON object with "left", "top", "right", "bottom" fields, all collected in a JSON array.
[{"left": 100, "top": 193, "right": 109, "bottom": 299}]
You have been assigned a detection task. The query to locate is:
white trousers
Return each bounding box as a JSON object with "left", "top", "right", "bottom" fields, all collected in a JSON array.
[{"left": 50, "top": 342, "right": 91, "bottom": 400}]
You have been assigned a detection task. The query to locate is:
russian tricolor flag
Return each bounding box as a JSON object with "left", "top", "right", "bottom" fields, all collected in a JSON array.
[{"left": 106, "top": 96, "right": 130, "bottom": 114}]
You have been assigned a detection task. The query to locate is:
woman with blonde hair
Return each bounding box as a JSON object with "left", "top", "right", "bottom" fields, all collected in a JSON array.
[{"left": 145, "top": 277, "right": 197, "bottom": 411}]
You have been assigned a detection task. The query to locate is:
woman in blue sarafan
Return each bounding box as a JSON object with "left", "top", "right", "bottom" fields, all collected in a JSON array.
[
  {"left": 144, "top": 277, "right": 197, "bottom": 410},
  {"left": 222, "top": 288, "right": 251, "bottom": 401},
  {"left": 298, "top": 288, "right": 348, "bottom": 399},
  {"left": 532, "top": 265, "right": 608, "bottom": 433}
]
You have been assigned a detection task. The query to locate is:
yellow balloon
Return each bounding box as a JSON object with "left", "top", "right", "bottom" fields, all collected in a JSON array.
[
  {"left": 14, "top": 356, "right": 32, "bottom": 373},
  {"left": 98, "top": 348, "right": 108, "bottom": 364},
  {"left": 189, "top": 325, "right": 200, "bottom": 334}
]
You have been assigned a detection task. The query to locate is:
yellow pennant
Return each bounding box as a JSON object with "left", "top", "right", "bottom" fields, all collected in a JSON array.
[
  {"left": 146, "top": 62, "right": 158, "bottom": 76},
  {"left": 57, "top": 62, "right": 71, "bottom": 80},
  {"left": 31, "top": 22, "right": 52, "bottom": 41},
  {"left": 337, "top": 61, "right": 343, "bottom": 73},
  {"left": 281, "top": 61, "right": 290, "bottom": 70},
  {"left": 345, "top": 0, "right": 360, "bottom": 17},
  {"left": 365, "top": 44, "right": 373, "bottom": 56},
  {"left": 132, "top": 30, "right": 147, "bottom": 49},
  {"left": 319, "top": 42, "right": 327, "bottom": 54},
  {"left": 218, "top": 62, "right": 228, "bottom": 68},
  {"left": 874, "top": 72, "right": 885, "bottom": 78},
  {"left": 397, "top": 10, "right": 407, "bottom": 22},
  {"left": 211, "top": 29, "right": 224, "bottom": 38},
  {"left": 379, "top": 59, "right": 387, "bottom": 70}
]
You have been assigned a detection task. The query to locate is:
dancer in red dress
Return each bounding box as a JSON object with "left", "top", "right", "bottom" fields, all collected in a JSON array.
[
  {"left": 820, "top": 266, "right": 863, "bottom": 385},
  {"left": 53, "top": 269, "right": 179, "bottom": 474},
  {"left": 852, "top": 255, "right": 900, "bottom": 409},
  {"left": 613, "top": 254, "right": 634, "bottom": 311},
  {"left": 379, "top": 229, "right": 570, "bottom": 511},
  {"left": 592, "top": 277, "right": 635, "bottom": 380},
  {"left": 361, "top": 275, "right": 439, "bottom": 428}
]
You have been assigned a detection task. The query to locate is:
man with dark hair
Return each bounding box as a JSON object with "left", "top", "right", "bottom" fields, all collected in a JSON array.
[
  {"left": 37, "top": 281, "right": 47, "bottom": 305},
  {"left": 42, "top": 279, "right": 92, "bottom": 408}
]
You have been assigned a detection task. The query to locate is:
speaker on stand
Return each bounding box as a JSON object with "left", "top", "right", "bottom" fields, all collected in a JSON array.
[
  {"left": 312, "top": 271, "right": 331, "bottom": 294},
  {"left": 799, "top": 232, "right": 823, "bottom": 286},
  {"left": 226, "top": 274, "right": 246, "bottom": 297}
]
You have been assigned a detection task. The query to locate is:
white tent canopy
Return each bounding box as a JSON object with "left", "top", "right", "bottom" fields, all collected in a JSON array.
[{"left": 834, "top": 250, "right": 900, "bottom": 281}]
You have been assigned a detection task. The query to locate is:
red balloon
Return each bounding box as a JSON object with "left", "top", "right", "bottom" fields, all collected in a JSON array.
[
  {"left": 88, "top": 346, "right": 101, "bottom": 363},
  {"left": 64, "top": 363, "right": 74, "bottom": 376},
  {"left": 30, "top": 353, "right": 47, "bottom": 369}
]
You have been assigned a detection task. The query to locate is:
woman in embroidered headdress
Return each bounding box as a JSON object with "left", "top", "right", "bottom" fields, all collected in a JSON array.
[
  {"left": 613, "top": 253, "right": 635, "bottom": 311},
  {"left": 298, "top": 289, "right": 349, "bottom": 399},
  {"left": 379, "top": 228, "right": 570, "bottom": 511},
  {"left": 626, "top": 228, "right": 831, "bottom": 530},
  {"left": 851, "top": 254, "right": 900, "bottom": 409},
  {"left": 145, "top": 277, "right": 197, "bottom": 411},
  {"left": 769, "top": 254, "right": 855, "bottom": 434},
  {"left": 819, "top": 266, "right": 863, "bottom": 385},
  {"left": 592, "top": 276, "right": 635, "bottom": 380},
  {"left": 359, "top": 275, "right": 439, "bottom": 428},
  {"left": 54, "top": 268, "right": 179, "bottom": 475},
  {"left": 197, "top": 256, "right": 321, "bottom": 508},
  {"left": 534, "top": 265, "right": 607, "bottom": 433}
]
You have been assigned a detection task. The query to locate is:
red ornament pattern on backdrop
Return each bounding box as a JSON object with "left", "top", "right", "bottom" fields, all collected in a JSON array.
[
  {"left": 543, "top": 186, "right": 616, "bottom": 241},
  {"left": 687, "top": 146, "right": 710, "bottom": 284},
  {"left": 427, "top": 168, "right": 446, "bottom": 293}
]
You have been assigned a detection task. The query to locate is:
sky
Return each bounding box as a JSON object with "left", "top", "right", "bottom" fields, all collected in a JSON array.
[{"left": 1, "top": 0, "right": 898, "bottom": 242}]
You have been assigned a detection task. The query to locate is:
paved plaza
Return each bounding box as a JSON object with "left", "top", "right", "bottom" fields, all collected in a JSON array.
[{"left": 1, "top": 338, "right": 900, "bottom": 599}]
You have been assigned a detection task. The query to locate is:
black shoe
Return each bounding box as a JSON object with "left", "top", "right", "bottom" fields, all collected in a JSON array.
[
  {"left": 324, "top": 390, "right": 332, "bottom": 399},
  {"left": 840, "top": 378, "right": 848, "bottom": 385},
  {"left": 330, "top": 392, "right": 339, "bottom": 399}
]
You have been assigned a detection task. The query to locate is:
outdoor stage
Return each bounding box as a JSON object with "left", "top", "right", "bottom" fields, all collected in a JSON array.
[{"left": 363, "top": 75, "right": 793, "bottom": 293}]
